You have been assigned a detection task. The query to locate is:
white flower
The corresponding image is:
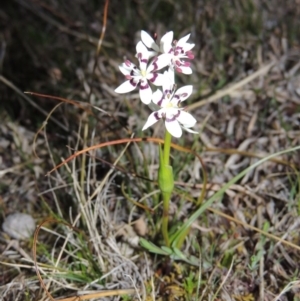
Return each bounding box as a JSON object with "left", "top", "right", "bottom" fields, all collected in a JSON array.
[
  {"left": 166, "top": 33, "right": 195, "bottom": 75},
  {"left": 142, "top": 83, "right": 197, "bottom": 138},
  {"left": 115, "top": 41, "right": 170, "bottom": 104},
  {"left": 141, "top": 31, "right": 195, "bottom": 75},
  {"left": 141, "top": 30, "right": 173, "bottom": 57}
]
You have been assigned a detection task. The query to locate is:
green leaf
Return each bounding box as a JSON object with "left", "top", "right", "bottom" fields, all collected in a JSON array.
[
  {"left": 221, "top": 252, "right": 233, "bottom": 268},
  {"left": 139, "top": 238, "right": 169, "bottom": 255},
  {"left": 172, "top": 247, "right": 187, "bottom": 260},
  {"left": 160, "top": 246, "right": 173, "bottom": 255}
]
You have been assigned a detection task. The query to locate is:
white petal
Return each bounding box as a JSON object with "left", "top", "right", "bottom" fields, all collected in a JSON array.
[
  {"left": 182, "top": 43, "right": 195, "bottom": 52},
  {"left": 167, "top": 65, "right": 175, "bottom": 74},
  {"left": 173, "top": 85, "right": 193, "bottom": 103},
  {"left": 119, "top": 65, "right": 131, "bottom": 76},
  {"left": 183, "top": 127, "right": 198, "bottom": 134},
  {"left": 157, "top": 53, "right": 172, "bottom": 69},
  {"left": 141, "top": 30, "right": 160, "bottom": 52},
  {"left": 147, "top": 53, "right": 170, "bottom": 73},
  {"left": 119, "top": 60, "right": 137, "bottom": 73},
  {"left": 136, "top": 41, "right": 150, "bottom": 70},
  {"left": 178, "top": 65, "right": 193, "bottom": 74},
  {"left": 148, "top": 50, "right": 158, "bottom": 59},
  {"left": 136, "top": 41, "right": 149, "bottom": 57},
  {"left": 177, "top": 33, "right": 191, "bottom": 47},
  {"left": 164, "top": 69, "right": 175, "bottom": 85},
  {"left": 177, "top": 111, "right": 197, "bottom": 127},
  {"left": 142, "top": 111, "right": 160, "bottom": 131},
  {"left": 161, "top": 31, "right": 173, "bottom": 53},
  {"left": 165, "top": 120, "right": 182, "bottom": 138},
  {"left": 147, "top": 72, "right": 167, "bottom": 86},
  {"left": 139, "top": 83, "right": 152, "bottom": 104},
  {"left": 115, "top": 80, "right": 137, "bottom": 94},
  {"left": 152, "top": 89, "right": 163, "bottom": 105}
]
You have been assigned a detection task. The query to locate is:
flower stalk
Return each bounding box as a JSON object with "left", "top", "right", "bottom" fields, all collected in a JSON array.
[
  {"left": 115, "top": 30, "right": 197, "bottom": 249},
  {"left": 158, "top": 130, "right": 174, "bottom": 246}
]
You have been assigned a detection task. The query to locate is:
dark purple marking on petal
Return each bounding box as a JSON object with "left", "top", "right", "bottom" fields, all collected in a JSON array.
[
  {"left": 149, "top": 72, "right": 158, "bottom": 83},
  {"left": 164, "top": 88, "right": 172, "bottom": 95},
  {"left": 130, "top": 67, "right": 138, "bottom": 77},
  {"left": 163, "top": 87, "right": 174, "bottom": 102},
  {"left": 154, "top": 111, "right": 161, "bottom": 120},
  {"left": 151, "top": 57, "right": 159, "bottom": 71},
  {"left": 174, "top": 46, "right": 183, "bottom": 56},
  {"left": 157, "top": 95, "right": 165, "bottom": 106},
  {"left": 140, "top": 81, "right": 149, "bottom": 90},
  {"left": 166, "top": 110, "right": 180, "bottom": 122},
  {"left": 137, "top": 52, "right": 148, "bottom": 64},
  {"left": 181, "top": 93, "right": 188, "bottom": 98},
  {"left": 173, "top": 94, "right": 180, "bottom": 101},
  {"left": 129, "top": 78, "right": 138, "bottom": 87}
]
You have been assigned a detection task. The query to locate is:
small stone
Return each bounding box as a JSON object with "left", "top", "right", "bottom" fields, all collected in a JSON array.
[
  {"left": 134, "top": 216, "right": 147, "bottom": 236},
  {"left": 2, "top": 213, "right": 36, "bottom": 240}
]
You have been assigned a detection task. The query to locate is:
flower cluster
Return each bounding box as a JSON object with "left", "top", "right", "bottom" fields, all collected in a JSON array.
[{"left": 115, "top": 30, "right": 197, "bottom": 138}]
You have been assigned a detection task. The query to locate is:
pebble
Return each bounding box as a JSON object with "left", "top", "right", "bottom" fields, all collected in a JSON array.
[{"left": 2, "top": 213, "right": 36, "bottom": 240}]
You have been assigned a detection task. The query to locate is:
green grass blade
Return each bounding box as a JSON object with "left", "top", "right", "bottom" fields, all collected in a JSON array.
[{"left": 172, "top": 145, "right": 300, "bottom": 246}]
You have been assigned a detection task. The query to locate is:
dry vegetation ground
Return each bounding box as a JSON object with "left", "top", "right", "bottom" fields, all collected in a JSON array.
[{"left": 0, "top": 0, "right": 300, "bottom": 300}]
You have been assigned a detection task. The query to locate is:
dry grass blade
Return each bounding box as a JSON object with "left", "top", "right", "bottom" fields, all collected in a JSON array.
[
  {"left": 208, "top": 208, "right": 300, "bottom": 252},
  {"left": 189, "top": 61, "right": 276, "bottom": 111},
  {"left": 46, "top": 137, "right": 205, "bottom": 175},
  {"left": 54, "top": 288, "right": 136, "bottom": 301}
]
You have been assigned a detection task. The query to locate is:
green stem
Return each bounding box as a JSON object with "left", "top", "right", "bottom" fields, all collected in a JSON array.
[
  {"left": 163, "top": 131, "right": 172, "bottom": 166},
  {"left": 162, "top": 191, "right": 171, "bottom": 247},
  {"left": 159, "top": 130, "right": 174, "bottom": 247}
]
